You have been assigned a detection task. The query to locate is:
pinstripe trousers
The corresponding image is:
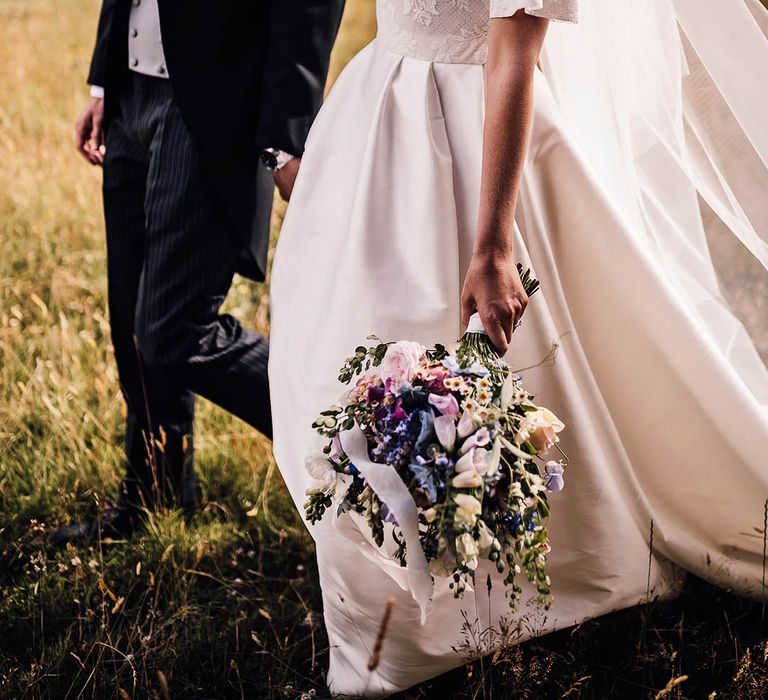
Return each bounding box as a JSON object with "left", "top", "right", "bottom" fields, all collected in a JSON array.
[{"left": 102, "top": 73, "right": 271, "bottom": 507}]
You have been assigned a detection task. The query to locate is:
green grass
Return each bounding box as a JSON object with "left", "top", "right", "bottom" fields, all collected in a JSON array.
[{"left": 0, "top": 1, "right": 766, "bottom": 698}]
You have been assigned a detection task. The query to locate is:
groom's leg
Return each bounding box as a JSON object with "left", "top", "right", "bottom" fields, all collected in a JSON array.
[
  {"left": 103, "top": 79, "right": 198, "bottom": 510},
  {"left": 134, "top": 78, "right": 272, "bottom": 439}
]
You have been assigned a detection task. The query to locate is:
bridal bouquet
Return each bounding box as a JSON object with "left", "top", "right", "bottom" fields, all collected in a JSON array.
[{"left": 304, "top": 266, "right": 566, "bottom": 610}]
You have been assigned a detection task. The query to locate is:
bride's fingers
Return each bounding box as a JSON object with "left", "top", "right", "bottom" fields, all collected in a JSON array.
[
  {"left": 486, "top": 321, "right": 509, "bottom": 356},
  {"left": 511, "top": 299, "right": 527, "bottom": 333},
  {"left": 460, "top": 294, "right": 476, "bottom": 330},
  {"left": 503, "top": 317, "right": 514, "bottom": 345},
  {"left": 480, "top": 312, "right": 509, "bottom": 355}
]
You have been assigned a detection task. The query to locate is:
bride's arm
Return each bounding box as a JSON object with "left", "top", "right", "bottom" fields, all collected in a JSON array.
[{"left": 461, "top": 12, "right": 549, "bottom": 355}]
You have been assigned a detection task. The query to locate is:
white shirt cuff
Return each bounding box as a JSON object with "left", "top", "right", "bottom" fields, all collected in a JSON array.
[{"left": 89, "top": 85, "right": 105, "bottom": 99}]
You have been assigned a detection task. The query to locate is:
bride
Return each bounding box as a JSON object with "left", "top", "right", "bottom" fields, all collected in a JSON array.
[{"left": 269, "top": 0, "right": 768, "bottom": 696}]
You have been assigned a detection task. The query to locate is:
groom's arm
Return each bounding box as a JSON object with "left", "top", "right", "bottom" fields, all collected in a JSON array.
[
  {"left": 86, "top": 0, "right": 115, "bottom": 90},
  {"left": 254, "top": 0, "right": 346, "bottom": 158},
  {"left": 76, "top": 0, "right": 114, "bottom": 165}
]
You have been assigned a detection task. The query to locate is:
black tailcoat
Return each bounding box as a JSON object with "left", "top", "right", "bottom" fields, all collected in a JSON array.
[{"left": 88, "top": 0, "right": 345, "bottom": 280}]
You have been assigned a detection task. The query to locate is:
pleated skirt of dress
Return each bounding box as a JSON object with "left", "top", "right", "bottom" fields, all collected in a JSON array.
[{"left": 269, "top": 40, "right": 768, "bottom": 697}]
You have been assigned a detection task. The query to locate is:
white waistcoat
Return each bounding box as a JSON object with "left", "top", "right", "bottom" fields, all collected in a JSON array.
[{"left": 128, "top": 0, "right": 168, "bottom": 79}]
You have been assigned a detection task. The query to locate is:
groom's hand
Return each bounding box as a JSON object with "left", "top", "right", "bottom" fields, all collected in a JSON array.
[
  {"left": 273, "top": 158, "right": 301, "bottom": 201},
  {"left": 75, "top": 97, "right": 105, "bottom": 166}
]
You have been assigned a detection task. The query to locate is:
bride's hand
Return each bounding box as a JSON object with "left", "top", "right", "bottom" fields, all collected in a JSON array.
[
  {"left": 273, "top": 157, "right": 301, "bottom": 201},
  {"left": 461, "top": 13, "right": 546, "bottom": 355},
  {"left": 461, "top": 250, "right": 528, "bottom": 356}
]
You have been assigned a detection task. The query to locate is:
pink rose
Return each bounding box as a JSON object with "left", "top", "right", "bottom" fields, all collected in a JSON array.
[
  {"left": 380, "top": 340, "right": 427, "bottom": 386},
  {"left": 349, "top": 370, "right": 381, "bottom": 401},
  {"left": 421, "top": 364, "right": 451, "bottom": 394}
]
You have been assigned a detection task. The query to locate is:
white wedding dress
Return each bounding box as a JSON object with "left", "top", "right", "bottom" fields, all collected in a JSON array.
[{"left": 269, "top": 0, "right": 768, "bottom": 696}]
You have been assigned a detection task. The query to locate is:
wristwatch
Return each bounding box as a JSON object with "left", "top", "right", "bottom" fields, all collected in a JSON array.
[{"left": 260, "top": 147, "right": 296, "bottom": 172}]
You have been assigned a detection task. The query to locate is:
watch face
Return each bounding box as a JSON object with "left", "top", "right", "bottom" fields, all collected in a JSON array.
[{"left": 261, "top": 150, "right": 278, "bottom": 170}]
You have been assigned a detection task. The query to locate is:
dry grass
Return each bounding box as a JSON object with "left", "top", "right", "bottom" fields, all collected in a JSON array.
[
  {"left": 0, "top": 1, "right": 375, "bottom": 697},
  {"left": 0, "top": 0, "right": 766, "bottom": 698}
]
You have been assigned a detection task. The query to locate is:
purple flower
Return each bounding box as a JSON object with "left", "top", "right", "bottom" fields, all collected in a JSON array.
[
  {"left": 428, "top": 392, "right": 459, "bottom": 417},
  {"left": 433, "top": 414, "right": 456, "bottom": 451},
  {"left": 544, "top": 461, "right": 565, "bottom": 492},
  {"left": 391, "top": 399, "right": 408, "bottom": 422},
  {"left": 459, "top": 426, "right": 491, "bottom": 455},
  {"left": 331, "top": 434, "right": 344, "bottom": 460},
  {"left": 379, "top": 502, "right": 399, "bottom": 525}
]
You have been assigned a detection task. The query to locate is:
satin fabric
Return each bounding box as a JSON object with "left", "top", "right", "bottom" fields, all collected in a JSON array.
[{"left": 267, "top": 32, "right": 768, "bottom": 694}]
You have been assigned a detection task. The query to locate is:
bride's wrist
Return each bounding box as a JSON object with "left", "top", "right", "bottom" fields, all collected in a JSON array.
[{"left": 471, "top": 244, "right": 515, "bottom": 264}]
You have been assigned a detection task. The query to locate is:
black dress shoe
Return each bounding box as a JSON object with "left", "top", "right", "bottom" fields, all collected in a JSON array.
[
  {"left": 50, "top": 502, "right": 139, "bottom": 547},
  {"left": 51, "top": 466, "right": 202, "bottom": 547},
  {"left": 52, "top": 429, "right": 202, "bottom": 548}
]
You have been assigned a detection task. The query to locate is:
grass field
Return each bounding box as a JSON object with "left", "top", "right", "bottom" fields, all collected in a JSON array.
[{"left": 1, "top": 1, "right": 766, "bottom": 698}]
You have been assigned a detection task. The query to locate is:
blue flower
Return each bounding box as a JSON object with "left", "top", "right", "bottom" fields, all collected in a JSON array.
[
  {"left": 409, "top": 455, "right": 445, "bottom": 503},
  {"left": 463, "top": 360, "right": 491, "bottom": 377},
  {"left": 441, "top": 354, "right": 491, "bottom": 378},
  {"left": 503, "top": 512, "right": 538, "bottom": 533},
  {"left": 441, "top": 355, "right": 462, "bottom": 374},
  {"left": 413, "top": 410, "right": 436, "bottom": 456}
]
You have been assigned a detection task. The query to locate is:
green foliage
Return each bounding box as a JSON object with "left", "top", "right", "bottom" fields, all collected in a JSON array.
[
  {"left": 516, "top": 262, "right": 540, "bottom": 299},
  {"left": 1, "top": 1, "right": 767, "bottom": 698},
  {"left": 337, "top": 339, "right": 391, "bottom": 385},
  {"left": 304, "top": 490, "right": 332, "bottom": 524}
]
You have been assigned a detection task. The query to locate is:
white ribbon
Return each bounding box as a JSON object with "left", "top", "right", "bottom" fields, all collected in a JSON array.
[
  {"left": 340, "top": 427, "right": 433, "bottom": 624},
  {"left": 465, "top": 312, "right": 487, "bottom": 334}
]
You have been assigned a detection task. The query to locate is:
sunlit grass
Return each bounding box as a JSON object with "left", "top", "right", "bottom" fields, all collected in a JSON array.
[
  {"left": 1, "top": 1, "right": 766, "bottom": 698},
  {"left": 0, "top": 1, "right": 375, "bottom": 697}
]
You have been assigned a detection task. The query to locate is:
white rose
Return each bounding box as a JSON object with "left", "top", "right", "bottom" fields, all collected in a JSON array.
[
  {"left": 304, "top": 448, "right": 339, "bottom": 494},
  {"left": 517, "top": 408, "right": 565, "bottom": 454}
]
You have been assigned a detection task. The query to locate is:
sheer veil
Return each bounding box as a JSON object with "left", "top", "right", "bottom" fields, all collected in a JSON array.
[
  {"left": 538, "top": 0, "right": 768, "bottom": 401},
  {"left": 540, "top": 0, "right": 768, "bottom": 269},
  {"left": 541, "top": 0, "right": 768, "bottom": 595}
]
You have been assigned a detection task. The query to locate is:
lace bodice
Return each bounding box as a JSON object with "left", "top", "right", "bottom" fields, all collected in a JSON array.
[{"left": 376, "top": 0, "right": 578, "bottom": 64}]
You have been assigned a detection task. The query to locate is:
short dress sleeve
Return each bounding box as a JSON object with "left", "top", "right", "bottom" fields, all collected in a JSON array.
[{"left": 490, "top": 0, "right": 578, "bottom": 23}]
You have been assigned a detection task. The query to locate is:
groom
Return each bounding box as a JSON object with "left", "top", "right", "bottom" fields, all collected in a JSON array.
[{"left": 53, "top": 0, "right": 345, "bottom": 544}]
